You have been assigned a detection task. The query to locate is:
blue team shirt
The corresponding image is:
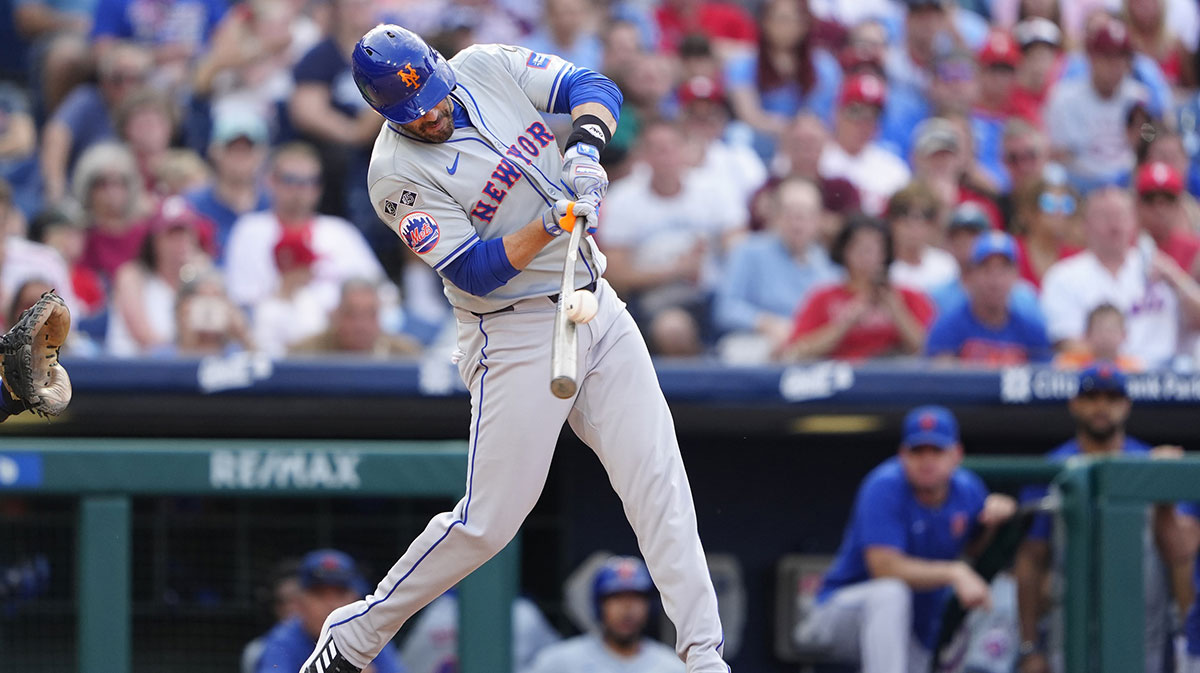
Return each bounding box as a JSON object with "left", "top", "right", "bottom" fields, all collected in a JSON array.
[
  {"left": 1020, "top": 437, "right": 1152, "bottom": 541},
  {"left": 712, "top": 233, "right": 841, "bottom": 334},
  {"left": 254, "top": 617, "right": 404, "bottom": 673},
  {"left": 723, "top": 49, "right": 842, "bottom": 158},
  {"left": 819, "top": 457, "right": 989, "bottom": 648},
  {"left": 924, "top": 300, "right": 1051, "bottom": 364},
  {"left": 91, "top": 0, "right": 225, "bottom": 46}
]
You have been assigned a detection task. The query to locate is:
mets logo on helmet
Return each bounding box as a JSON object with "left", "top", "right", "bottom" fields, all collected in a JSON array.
[
  {"left": 398, "top": 211, "right": 440, "bottom": 254},
  {"left": 398, "top": 64, "right": 421, "bottom": 88}
]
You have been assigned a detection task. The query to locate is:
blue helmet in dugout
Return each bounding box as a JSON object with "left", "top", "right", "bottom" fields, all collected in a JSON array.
[
  {"left": 592, "top": 556, "right": 654, "bottom": 616},
  {"left": 352, "top": 25, "right": 457, "bottom": 124}
]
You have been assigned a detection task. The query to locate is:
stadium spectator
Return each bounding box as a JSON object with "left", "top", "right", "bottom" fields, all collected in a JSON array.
[
  {"left": 400, "top": 590, "right": 560, "bottom": 673},
  {"left": 1142, "top": 128, "right": 1200, "bottom": 230},
  {"left": 1010, "top": 176, "right": 1082, "bottom": 288},
  {"left": 930, "top": 202, "right": 1040, "bottom": 317},
  {"left": 879, "top": 48, "right": 975, "bottom": 162},
  {"left": 241, "top": 559, "right": 302, "bottom": 673},
  {"left": 0, "top": 82, "right": 38, "bottom": 220},
  {"left": 601, "top": 120, "right": 745, "bottom": 356},
  {"left": 926, "top": 231, "right": 1051, "bottom": 365},
  {"left": 107, "top": 197, "right": 213, "bottom": 357},
  {"left": 13, "top": 0, "right": 93, "bottom": 114},
  {"left": 885, "top": 181, "right": 958, "bottom": 293},
  {"left": 714, "top": 177, "right": 840, "bottom": 357},
  {"left": 973, "top": 30, "right": 1039, "bottom": 191},
  {"left": 837, "top": 18, "right": 888, "bottom": 80},
  {"left": 819, "top": 74, "right": 910, "bottom": 216},
  {"left": 523, "top": 556, "right": 681, "bottom": 673},
  {"left": 677, "top": 75, "right": 767, "bottom": 206},
  {"left": 251, "top": 227, "right": 327, "bottom": 357},
  {"left": 1041, "top": 186, "right": 1200, "bottom": 368},
  {"left": 1010, "top": 17, "right": 1064, "bottom": 122},
  {"left": 886, "top": 0, "right": 967, "bottom": 96},
  {"left": 223, "top": 142, "right": 386, "bottom": 314},
  {"left": 154, "top": 148, "right": 211, "bottom": 197},
  {"left": 113, "top": 88, "right": 178, "bottom": 195},
  {"left": 1125, "top": 0, "right": 1194, "bottom": 88},
  {"left": 27, "top": 206, "right": 104, "bottom": 317},
  {"left": 1044, "top": 18, "right": 1147, "bottom": 191},
  {"left": 607, "top": 50, "right": 674, "bottom": 171},
  {"left": 255, "top": 549, "right": 404, "bottom": 673},
  {"left": 167, "top": 270, "right": 253, "bottom": 357},
  {"left": 795, "top": 405, "right": 1016, "bottom": 673},
  {"left": 997, "top": 120, "right": 1050, "bottom": 222},
  {"left": 89, "top": 0, "right": 227, "bottom": 93},
  {"left": 0, "top": 181, "right": 79, "bottom": 324},
  {"left": 1013, "top": 364, "right": 1185, "bottom": 673},
  {"left": 652, "top": 0, "right": 757, "bottom": 56},
  {"left": 522, "top": 0, "right": 603, "bottom": 73},
  {"left": 289, "top": 279, "right": 419, "bottom": 358},
  {"left": 1053, "top": 303, "right": 1143, "bottom": 371},
  {"left": 288, "top": 0, "right": 384, "bottom": 245},
  {"left": 185, "top": 110, "right": 271, "bottom": 260},
  {"left": 39, "top": 41, "right": 151, "bottom": 203},
  {"left": 909, "top": 116, "right": 1003, "bottom": 231},
  {"left": 1135, "top": 160, "right": 1200, "bottom": 275},
  {"left": 73, "top": 142, "right": 151, "bottom": 283},
  {"left": 781, "top": 215, "right": 934, "bottom": 361},
  {"left": 724, "top": 0, "right": 841, "bottom": 159}
]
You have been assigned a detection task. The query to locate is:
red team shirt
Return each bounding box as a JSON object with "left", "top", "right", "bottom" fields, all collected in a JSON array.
[{"left": 790, "top": 285, "right": 936, "bottom": 360}]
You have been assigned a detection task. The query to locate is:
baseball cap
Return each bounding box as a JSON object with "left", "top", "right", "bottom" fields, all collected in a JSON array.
[
  {"left": 147, "top": 196, "right": 207, "bottom": 235},
  {"left": 274, "top": 227, "right": 318, "bottom": 272},
  {"left": 1014, "top": 17, "right": 1062, "bottom": 50},
  {"left": 913, "top": 117, "right": 959, "bottom": 157},
  {"left": 298, "top": 549, "right": 363, "bottom": 591},
  {"left": 211, "top": 110, "right": 270, "bottom": 146},
  {"left": 978, "top": 31, "right": 1021, "bottom": 68},
  {"left": 970, "top": 231, "right": 1018, "bottom": 265},
  {"left": 1086, "top": 19, "right": 1132, "bottom": 56},
  {"left": 820, "top": 177, "right": 861, "bottom": 215},
  {"left": 901, "top": 405, "right": 960, "bottom": 450},
  {"left": 1135, "top": 161, "right": 1183, "bottom": 196},
  {"left": 948, "top": 202, "right": 991, "bottom": 232},
  {"left": 1076, "top": 363, "right": 1128, "bottom": 397},
  {"left": 677, "top": 75, "right": 725, "bottom": 106},
  {"left": 839, "top": 74, "right": 886, "bottom": 108}
]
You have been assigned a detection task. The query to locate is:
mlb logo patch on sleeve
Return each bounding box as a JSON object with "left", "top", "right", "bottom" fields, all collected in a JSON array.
[
  {"left": 526, "top": 52, "right": 550, "bottom": 69},
  {"left": 383, "top": 199, "right": 398, "bottom": 216},
  {"left": 398, "top": 211, "right": 441, "bottom": 254}
]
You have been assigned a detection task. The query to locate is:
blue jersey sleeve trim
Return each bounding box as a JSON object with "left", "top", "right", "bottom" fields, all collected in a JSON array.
[
  {"left": 433, "top": 232, "right": 482, "bottom": 271},
  {"left": 440, "top": 237, "right": 520, "bottom": 296},
  {"left": 551, "top": 68, "right": 623, "bottom": 122}
]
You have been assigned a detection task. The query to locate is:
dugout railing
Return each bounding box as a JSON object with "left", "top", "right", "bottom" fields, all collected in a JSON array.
[{"left": 0, "top": 438, "right": 517, "bottom": 673}]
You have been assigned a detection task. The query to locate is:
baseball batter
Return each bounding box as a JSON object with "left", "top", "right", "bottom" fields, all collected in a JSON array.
[{"left": 298, "top": 26, "right": 729, "bottom": 673}]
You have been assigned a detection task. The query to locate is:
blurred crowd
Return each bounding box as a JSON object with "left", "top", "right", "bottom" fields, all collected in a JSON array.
[{"left": 2, "top": 0, "right": 1200, "bottom": 368}]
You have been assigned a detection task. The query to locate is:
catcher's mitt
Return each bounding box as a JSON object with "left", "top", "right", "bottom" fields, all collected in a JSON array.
[{"left": 1, "top": 290, "right": 72, "bottom": 417}]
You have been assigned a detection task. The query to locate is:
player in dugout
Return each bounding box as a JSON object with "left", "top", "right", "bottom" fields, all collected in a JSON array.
[
  {"left": 523, "top": 556, "right": 682, "bottom": 673},
  {"left": 794, "top": 405, "right": 1017, "bottom": 673}
]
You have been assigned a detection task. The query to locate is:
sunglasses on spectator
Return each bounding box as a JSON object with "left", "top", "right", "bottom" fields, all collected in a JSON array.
[
  {"left": 276, "top": 173, "right": 320, "bottom": 187},
  {"left": 92, "top": 173, "right": 128, "bottom": 189},
  {"left": 1140, "top": 191, "right": 1178, "bottom": 205},
  {"left": 1005, "top": 149, "right": 1039, "bottom": 165},
  {"left": 1038, "top": 192, "right": 1076, "bottom": 215},
  {"left": 893, "top": 207, "right": 937, "bottom": 221},
  {"left": 842, "top": 104, "right": 880, "bottom": 120}
]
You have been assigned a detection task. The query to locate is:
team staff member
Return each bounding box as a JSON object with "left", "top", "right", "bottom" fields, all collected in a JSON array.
[
  {"left": 524, "top": 556, "right": 683, "bottom": 673},
  {"left": 258, "top": 550, "right": 403, "bottom": 673},
  {"left": 298, "top": 26, "right": 729, "bottom": 673},
  {"left": 795, "top": 406, "right": 1016, "bottom": 673},
  {"left": 1013, "top": 364, "right": 1187, "bottom": 673}
]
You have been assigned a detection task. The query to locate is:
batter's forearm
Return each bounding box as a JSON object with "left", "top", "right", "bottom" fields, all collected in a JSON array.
[{"left": 502, "top": 217, "right": 556, "bottom": 270}]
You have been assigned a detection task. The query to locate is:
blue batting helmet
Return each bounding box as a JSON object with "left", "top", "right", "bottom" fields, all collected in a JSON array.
[
  {"left": 351, "top": 25, "right": 456, "bottom": 125},
  {"left": 592, "top": 556, "right": 654, "bottom": 613}
]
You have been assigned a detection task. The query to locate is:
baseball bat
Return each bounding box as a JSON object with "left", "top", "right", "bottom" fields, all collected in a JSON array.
[{"left": 550, "top": 208, "right": 584, "bottom": 399}]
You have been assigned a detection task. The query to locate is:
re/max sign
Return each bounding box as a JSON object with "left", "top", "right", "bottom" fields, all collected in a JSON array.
[{"left": 210, "top": 450, "right": 361, "bottom": 490}]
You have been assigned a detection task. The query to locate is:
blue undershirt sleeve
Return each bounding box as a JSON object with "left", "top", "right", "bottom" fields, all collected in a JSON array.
[
  {"left": 551, "top": 67, "right": 623, "bottom": 122},
  {"left": 440, "top": 237, "right": 520, "bottom": 297}
]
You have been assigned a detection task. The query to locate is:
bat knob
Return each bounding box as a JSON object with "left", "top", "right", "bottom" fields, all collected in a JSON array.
[
  {"left": 559, "top": 207, "right": 576, "bottom": 233},
  {"left": 550, "top": 376, "right": 577, "bottom": 399}
]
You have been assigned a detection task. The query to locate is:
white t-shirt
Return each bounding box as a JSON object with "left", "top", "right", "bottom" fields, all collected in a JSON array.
[
  {"left": 223, "top": 212, "right": 386, "bottom": 312},
  {"left": 105, "top": 270, "right": 176, "bottom": 357},
  {"left": 818, "top": 142, "right": 912, "bottom": 216},
  {"left": 1040, "top": 248, "right": 1179, "bottom": 367},
  {"left": 1044, "top": 77, "right": 1147, "bottom": 186},
  {"left": 890, "top": 247, "right": 960, "bottom": 294},
  {"left": 522, "top": 633, "right": 684, "bottom": 673},
  {"left": 399, "top": 593, "right": 561, "bottom": 673},
  {"left": 252, "top": 285, "right": 329, "bottom": 357},
  {"left": 695, "top": 137, "right": 768, "bottom": 207}
]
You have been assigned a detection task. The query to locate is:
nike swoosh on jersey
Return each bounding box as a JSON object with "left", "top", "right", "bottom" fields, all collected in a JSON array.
[{"left": 446, "top": 153, "right": 460, "bottom": 175}]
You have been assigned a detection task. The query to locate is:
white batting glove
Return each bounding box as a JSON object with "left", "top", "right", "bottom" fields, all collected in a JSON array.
[
  {"left": 561, "top": 143, "right": 608, "bottom": 200},
  {"left": 541, "top": 195, "right": 600, "bottom": 236}
]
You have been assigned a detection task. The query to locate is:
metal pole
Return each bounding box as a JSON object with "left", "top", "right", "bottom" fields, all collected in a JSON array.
[
  {"left": 459, "top": 534, "right": 519, "bottom": 673},
  {"left": 1055, "top": 464, "right": 1093, "bottom": 673},
  {"left": 78, "top": 495, "right": 131, "bottom": 673}
]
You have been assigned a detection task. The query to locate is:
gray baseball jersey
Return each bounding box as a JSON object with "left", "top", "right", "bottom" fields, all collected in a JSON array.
[{"left": 367, "top": 44, "right": 604, "bottom": 315}]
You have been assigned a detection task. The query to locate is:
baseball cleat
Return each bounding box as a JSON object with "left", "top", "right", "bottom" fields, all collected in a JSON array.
[{"left": 300, "top": 634, "right": 360, "bottom": 673}]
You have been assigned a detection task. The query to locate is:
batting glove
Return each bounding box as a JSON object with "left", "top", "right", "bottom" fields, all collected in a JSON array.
[
  {"left": 561, "top": 143, "right": 608, "bottom": 200},
  {"left": 541, "top": 195, "right": 600, "bottom": 236}
]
